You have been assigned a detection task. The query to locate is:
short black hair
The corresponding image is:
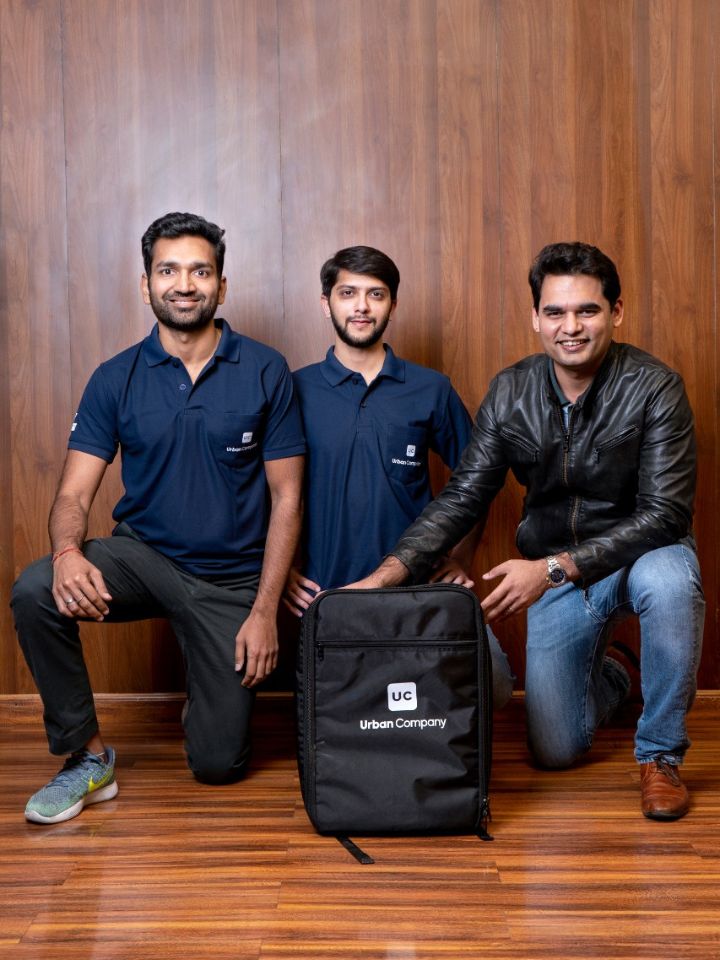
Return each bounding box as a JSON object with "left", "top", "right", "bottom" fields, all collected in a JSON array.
[
  {"left": 141, "top": 212, "right": 226, "bottom": 277},
  {"left": 528, "top": 242, "right": 621, "bottom": 310},
  {"left": 320, "top": 246, "right": 400, "bottom": 300}
]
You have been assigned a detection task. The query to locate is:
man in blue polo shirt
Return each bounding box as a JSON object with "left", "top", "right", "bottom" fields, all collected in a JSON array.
[
  {"left": 12, "top": 212, "right": 305, "bottom": 824},
  {"left": 284, "top": 246, "right": 512, "bottom": 704}
]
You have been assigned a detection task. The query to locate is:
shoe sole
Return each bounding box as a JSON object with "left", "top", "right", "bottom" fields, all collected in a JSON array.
[
  {"left": 25, "top": 780, "right": 119, "bottom": 825},
  {"left": 642, "top": 805, "right": 689, "bottom": 822}
]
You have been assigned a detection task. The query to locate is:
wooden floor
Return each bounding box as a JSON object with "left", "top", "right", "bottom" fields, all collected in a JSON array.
[{"left": 1, "top": 693, "right": 719, "bottom": 960}]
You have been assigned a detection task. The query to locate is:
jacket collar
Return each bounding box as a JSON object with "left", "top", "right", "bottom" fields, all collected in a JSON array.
[{"left": 544, "top": 341, "right": 619, "bottom": 410}]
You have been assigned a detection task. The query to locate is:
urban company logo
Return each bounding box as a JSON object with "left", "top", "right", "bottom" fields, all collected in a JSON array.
[
  {"left": 388, "top": 681, "right": 417, "bottom": 711},
  {"left": 226, "top": 432, "right": 257, "bottom": 454},
  {"left": 359, "top": 682, "right": 447, "bottom": 731}
]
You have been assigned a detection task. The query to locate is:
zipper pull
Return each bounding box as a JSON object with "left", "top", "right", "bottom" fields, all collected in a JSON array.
[{"left": 477, "top": 798, "right": 494, "bottom": 841}]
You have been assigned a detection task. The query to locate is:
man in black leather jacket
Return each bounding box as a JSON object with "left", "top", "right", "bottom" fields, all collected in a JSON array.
[{"left": 348, "top": 242, "right": 704, "bottom": 821}]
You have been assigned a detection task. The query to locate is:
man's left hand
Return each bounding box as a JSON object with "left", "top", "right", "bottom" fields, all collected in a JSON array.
[
  {"left": 480, "top": 558, "right": 548, "bottom": 622},
  {"left": 235, "top": 610, "right": 279, "bottom": 688}
]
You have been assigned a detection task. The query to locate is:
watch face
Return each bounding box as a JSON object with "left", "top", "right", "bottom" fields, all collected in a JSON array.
[{"left": 549, "top": 567, "right": 566, "bottom": 584}]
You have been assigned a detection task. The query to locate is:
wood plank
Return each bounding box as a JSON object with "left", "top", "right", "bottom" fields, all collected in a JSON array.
[
  {"left": 0, "top": 0, "right": 71, "bottom": 694},
  {"left": 278, "top": 0, "right": 442, "bottom": 372}
]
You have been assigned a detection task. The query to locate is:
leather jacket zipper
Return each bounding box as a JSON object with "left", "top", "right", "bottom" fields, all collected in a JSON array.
[
  {"left": 560, "top": 405, "right": 576, "bottom": 486},
  {"left": 562, "top": 406, "right": 581, "bottom": 544}
]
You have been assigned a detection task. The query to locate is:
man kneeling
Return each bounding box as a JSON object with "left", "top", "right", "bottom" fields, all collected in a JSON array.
[
  {"left": 347, "top": 242, "right": 704, "bottom": 821},
  {"left": 12, "top": 212, "right": 305, "bottom": 823}
]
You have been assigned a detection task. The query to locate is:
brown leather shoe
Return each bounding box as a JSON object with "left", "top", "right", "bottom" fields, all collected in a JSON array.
[{"left": 640, "top": 760, "right": 689, "bottom": 821}]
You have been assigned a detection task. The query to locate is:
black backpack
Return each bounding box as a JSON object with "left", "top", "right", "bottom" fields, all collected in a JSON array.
[{"left": 296, "top": 584, "right": 493, "bottom": 862}]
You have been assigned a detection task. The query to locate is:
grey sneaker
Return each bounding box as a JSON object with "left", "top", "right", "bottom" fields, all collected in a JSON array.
[{"left": 25, "top": 747, "right": 118, "bottom": 824}]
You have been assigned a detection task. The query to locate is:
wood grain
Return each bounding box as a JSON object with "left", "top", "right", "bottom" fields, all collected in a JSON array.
[
  {"left": 646, "top": 0, "right": 717, "bottom": 685},
  {"left": 0, "top": 0, "right": 71, "bottom": 694},
  {"left": 0, "top": 693, "right": 719, "bottom": 958}
]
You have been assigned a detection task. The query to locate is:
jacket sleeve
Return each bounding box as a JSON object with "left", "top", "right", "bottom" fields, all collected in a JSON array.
[
  {"left": 568, "top": 372, "right": 697, "bottom": 584},
  {"left": 390, "top": 382, "right": 509, "bottom": 580}
]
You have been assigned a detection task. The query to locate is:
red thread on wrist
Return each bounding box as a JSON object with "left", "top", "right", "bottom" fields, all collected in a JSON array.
[{"left": 52, "top": 546, "right": 82, "bottom": 564}]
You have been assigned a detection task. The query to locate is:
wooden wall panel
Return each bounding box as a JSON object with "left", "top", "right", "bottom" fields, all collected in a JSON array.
[
  {"left": 278, "top": 0, "right": 441, "bottom": 372},
  {"left": 0, "top": 0, "right": 71, "bottom": 693},
  {"left": 713, "top": 0, "right": 720, "bottom": 684},
  {"left": 1, "top": 0, "right": 718, "bottom": 693},
  {"left": 437, "top": 0, "right": 501, "bottom": 413},
  {"left": 435, "top": 0, "right": 515, "bottom": 647},
  {"left": 646, "top": 0, "right": 718, "bottom": 684}
]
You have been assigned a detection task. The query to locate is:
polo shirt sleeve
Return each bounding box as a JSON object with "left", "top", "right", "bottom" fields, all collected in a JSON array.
[
  {"left": 67, "top": 365, "right": 119, "bottom": 463},
  {"left": 261, "top": 357, "right": 306, "bottom": 461},
  {"left": 429, "top": 380, "right": 473, "bottom": 470}
]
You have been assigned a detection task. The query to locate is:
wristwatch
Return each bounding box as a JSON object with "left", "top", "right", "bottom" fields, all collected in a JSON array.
[{"left": 545, "top": 555, "right": 568, "bottom": 587}]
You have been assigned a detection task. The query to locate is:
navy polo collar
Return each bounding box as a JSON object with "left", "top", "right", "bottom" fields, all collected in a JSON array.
[
  {"left": 319, "top": 343, "right": 406, "bottom": 387},
  {"left": 142, "top": 319, "right": 240, "bottom": 367}
]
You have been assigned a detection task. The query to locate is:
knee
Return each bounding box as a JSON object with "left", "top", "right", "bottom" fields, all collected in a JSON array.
[
  {"left": 630, "top": 547, "right": 704, "bottom": 609},
  {"left": 488, "top": 632, "right": 514, "bottom": 711},
  {"left": 528, "top": 733, "right": 588, "bottom": 770},
  {"left": 11, "top": 558, "right": 53, "bottom": 619},
  {"left": 187, "top": 744, "right": 252, "bottom": 785},
  {"left": 525, "top": 696, "right": 590, "bottom": 769}
]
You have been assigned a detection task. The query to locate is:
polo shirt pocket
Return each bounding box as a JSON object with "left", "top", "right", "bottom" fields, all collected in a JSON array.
[
  {"left": 210, "top": 414, "right": 262, "bottom": 467},
  {"left": 385, "top": 424, "right": 428, "bottom": 483}
]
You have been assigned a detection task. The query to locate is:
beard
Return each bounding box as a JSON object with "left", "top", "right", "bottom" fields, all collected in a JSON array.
[
  {"left": 330, "top": 305, "right": 392, "bottom": 348},
  {"left": 148, "top": 287, "right": 219, "bottom": 333}
]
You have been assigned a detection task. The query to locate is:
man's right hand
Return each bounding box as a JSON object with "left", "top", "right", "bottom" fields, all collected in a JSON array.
[
  {"left": 342, "top": 555, "right": 410, "bottom": 590},
  {"left": 283, "top": 566, "right": 321, "bottom": 617},
  {"left": 52, "top": 550, "right": 112, "bottom": 621}
]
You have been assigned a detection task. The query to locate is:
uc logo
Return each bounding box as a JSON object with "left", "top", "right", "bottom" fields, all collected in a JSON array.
[{"left": 387, "top": 681, "right": 417, "bottom": 711}]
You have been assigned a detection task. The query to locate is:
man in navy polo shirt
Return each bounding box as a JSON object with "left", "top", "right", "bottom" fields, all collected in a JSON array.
[
  {"left": 283, "top": 245, "right": 512, "bottom": 705},
  {"left": 12, "top": 212, "right": 305, "bottom": 824}
]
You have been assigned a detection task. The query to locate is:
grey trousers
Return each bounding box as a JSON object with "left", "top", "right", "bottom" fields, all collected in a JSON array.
[{"left": 11, "top": 525, "right": 260, "bottom": 784}]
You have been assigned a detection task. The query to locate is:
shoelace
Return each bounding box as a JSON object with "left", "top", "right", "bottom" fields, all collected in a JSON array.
[
  {"left": 655, "top": 759, "right": 681, "bottom": 785},
  {"left": 50, "top": 751, "right": 101, "bottom": 788}
]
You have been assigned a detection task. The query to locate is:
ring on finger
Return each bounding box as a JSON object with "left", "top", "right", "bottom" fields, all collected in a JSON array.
[{"left": 65, "top": 597, "right": 75, "bottom": 604}]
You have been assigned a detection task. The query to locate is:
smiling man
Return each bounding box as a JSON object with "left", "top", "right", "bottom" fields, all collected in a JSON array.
[
  {"left": 348, "top": 242, "right": 704, "bottom": 821},
  {"left": 284, "top": 245, "right": 513, "bottom": 707},
  {"left": 12, "top": 212, "right": 305, "bottom": 823}
]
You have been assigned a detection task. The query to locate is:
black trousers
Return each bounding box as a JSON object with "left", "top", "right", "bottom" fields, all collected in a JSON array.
[{"left": 11, "top": 525, "right": 260, "bottom": 784}]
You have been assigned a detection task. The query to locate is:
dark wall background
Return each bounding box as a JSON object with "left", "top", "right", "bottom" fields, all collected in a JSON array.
[{"left": 1, "top": 0, "right": 718, "bottom": 693}]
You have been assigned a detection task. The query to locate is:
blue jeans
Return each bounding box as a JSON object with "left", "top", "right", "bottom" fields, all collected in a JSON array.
[
  {"left": 524, "top": 539, "right": 704, "bottom": 768},
  {"left": 487, "top": 625, "right": 514, "bottom": 710}
]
